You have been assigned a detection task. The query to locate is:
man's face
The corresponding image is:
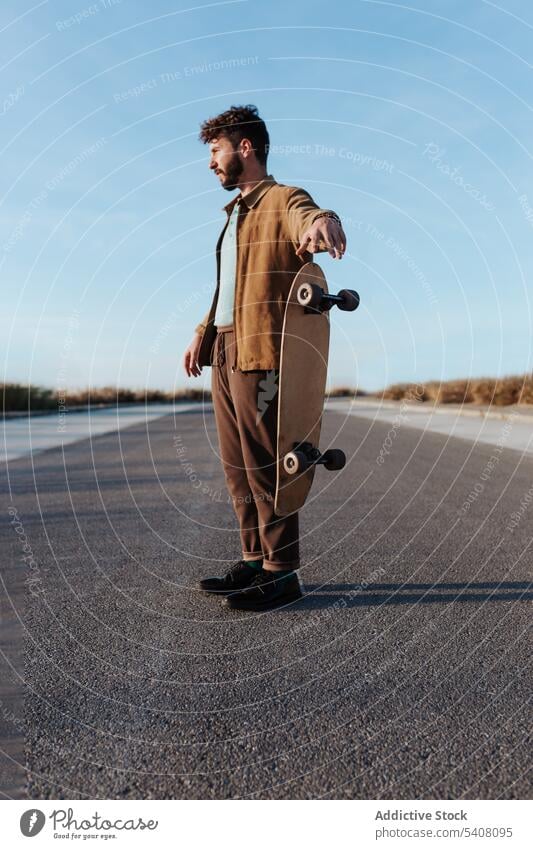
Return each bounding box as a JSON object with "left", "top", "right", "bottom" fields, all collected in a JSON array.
[{"left": 209, "top": 136, "right": 243, "bottom": 191}]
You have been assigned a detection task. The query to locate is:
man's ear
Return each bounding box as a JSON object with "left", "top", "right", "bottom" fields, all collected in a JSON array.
[{"left": 240, "top": 138, "right": 253, "bottom": 159}]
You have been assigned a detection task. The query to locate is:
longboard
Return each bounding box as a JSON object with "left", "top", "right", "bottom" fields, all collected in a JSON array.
[{"left": 274, "top": 263, "right": 359, "bottom": 516}]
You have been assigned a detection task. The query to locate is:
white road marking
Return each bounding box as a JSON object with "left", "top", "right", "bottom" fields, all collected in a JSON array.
[{"left": 327, "top": 399, "right": 533, "bottom": 457}]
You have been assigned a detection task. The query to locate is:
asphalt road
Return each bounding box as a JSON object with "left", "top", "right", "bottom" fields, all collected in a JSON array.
[{"left": 1, "top": 407, "right": 531, "bottom": 799}]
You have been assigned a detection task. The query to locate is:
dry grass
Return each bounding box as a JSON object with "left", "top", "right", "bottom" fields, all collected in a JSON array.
[
  {"left": 64, "top": 386, "right": 210, "bottom": 405},
  {"left": 327, "top": 386, "right": 368, "bottom": 398},
  {"left": 3, "top": 374, "right": 533, "bottom": 414},
  {"left": 2, "top": 383, "right": 211, "bottom": 413},
  {"left": 378, "top": 374, "right": 533, "bottom": 406},
  {"left": 2, "top": 383, "right": 55, "bottom": 412}
]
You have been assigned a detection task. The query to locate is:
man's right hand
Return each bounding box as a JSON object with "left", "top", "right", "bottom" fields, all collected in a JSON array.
[{"left": 182, "top": 332, "right": 203, "bottom": 377}]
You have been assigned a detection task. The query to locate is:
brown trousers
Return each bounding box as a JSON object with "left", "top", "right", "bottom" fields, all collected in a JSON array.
[{"left": 211, "top": 329, "right": 300, "bottom": 570}]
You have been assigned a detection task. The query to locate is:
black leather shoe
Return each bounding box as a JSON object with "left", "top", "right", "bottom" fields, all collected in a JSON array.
[
  {"left": 199, "top": 560, "right": 261, "bottom": 595},
  {"left": 223, "top": 569, "right": 302, "bottom": 610}
]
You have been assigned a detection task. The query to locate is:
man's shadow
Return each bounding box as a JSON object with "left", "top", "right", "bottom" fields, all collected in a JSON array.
[{"left": 297, "top": 581, "right": 533, "bottom": 609}]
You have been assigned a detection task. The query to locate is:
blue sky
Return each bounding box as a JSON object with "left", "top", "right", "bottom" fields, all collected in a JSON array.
[{"left": 1, "top": 0, "right": 532, "bottom": 392}]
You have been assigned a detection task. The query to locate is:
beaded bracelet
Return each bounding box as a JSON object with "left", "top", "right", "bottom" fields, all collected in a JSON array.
[{"left": 314, "top": 211, "right": 342, "bottom": 225}]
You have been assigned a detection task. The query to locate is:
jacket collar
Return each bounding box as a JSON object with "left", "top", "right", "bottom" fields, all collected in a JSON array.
[{"left": 223, "top": 174, "right": 276, "bottom": 214}]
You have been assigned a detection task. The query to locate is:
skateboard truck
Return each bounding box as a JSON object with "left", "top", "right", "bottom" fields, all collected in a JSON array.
[
  {"left": 283, "top": 441, "right": 346, "bottom": 475},
  {"left": 297, "top": 282, "right": 360, "bottom": 313}
]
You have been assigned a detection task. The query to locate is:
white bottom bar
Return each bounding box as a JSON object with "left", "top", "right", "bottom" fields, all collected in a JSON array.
[{"left": 2, "top": 799, "right": 531, "bottom": 848}]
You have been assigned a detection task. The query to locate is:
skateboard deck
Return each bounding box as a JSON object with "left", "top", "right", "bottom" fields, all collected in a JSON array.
[{"left": 274, "top": 263, "right": 330, "bottom": 516}]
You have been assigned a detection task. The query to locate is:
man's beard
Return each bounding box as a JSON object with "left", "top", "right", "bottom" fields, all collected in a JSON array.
[{"left": 218, "top": 151, "right": 243, "bottom": 191}]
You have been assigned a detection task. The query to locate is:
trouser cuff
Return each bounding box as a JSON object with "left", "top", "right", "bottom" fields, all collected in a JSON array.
[{"left": 263, "top": 559, "right": 300, "bottom": 571}]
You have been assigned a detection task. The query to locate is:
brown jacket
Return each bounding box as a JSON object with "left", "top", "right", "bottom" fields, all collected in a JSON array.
[{"left": 195, "top": 175, "right": 338, "bottom": 371}]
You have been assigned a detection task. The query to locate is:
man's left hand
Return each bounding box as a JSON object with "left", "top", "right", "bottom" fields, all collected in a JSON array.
[{"left": 296, "top": 217, "right": 347, "bottom": 259}]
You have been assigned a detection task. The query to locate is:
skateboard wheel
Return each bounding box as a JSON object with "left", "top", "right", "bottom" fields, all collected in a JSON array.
[
  {"left": 297, "top": 282, "right": 324, "bottom": 309},
  {"left": 322, "top": 448, "right": 346, "bottom": 471},
  {"left": 283, "top": 450, "right": 311, "bottom": 475},
  {"left": 337, "top": 289, "right": 360, "bottom": 311}
]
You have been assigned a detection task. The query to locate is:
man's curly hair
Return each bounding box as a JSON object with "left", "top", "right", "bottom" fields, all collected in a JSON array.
[{"left": 199, "top": 104, "right": 270, "bottom": 165}]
